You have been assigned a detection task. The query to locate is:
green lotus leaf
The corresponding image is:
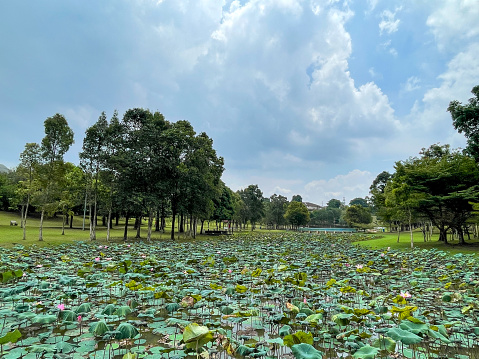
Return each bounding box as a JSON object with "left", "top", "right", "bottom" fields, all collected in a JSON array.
[
  {"left": 279, "top": 325, "right": 292, "bottom": 337},
  {"left": 55, "top": 341, "right": 77, "bottom": 353},
  {"left": 304, "top": 314, "right": 323, "bottom": 326},
  {"left": 427, "top": 328, "right": 451, "bottom": 344},
  {"left": 332, "top": 313, "right": 352, "bottom": 327},
  {"left": 60, "top": 310, "right": 77, "bottom": 321},
  {"left": 26, "top": 344, "right": 56, "bottom": 353},
  {"left": 165, "top": 303, "right": 181, "bottom": 313},
  {"left": 122, "top": 353, "right": 138, "bottom": 359},
  {"left": 75, "top": 303, "right": 92, "bottom": 314},
  {"left": 399, "top": 321, "right": 428, "bottom": 334},
  {"left": 284, "top": 331, "right": 314, "bottom": 348},
  {"left": 0, "top": 329, "right": 21, "bottom": 345},
  {"left": 387, "top": 327, "right": 423, "bottom": 345},
  {"left": 352, "top": 344, "right": 380, "bottom": 359},
  {"left": 221, "top": 306, "right": 234, "bottom": 315},
  {"left": 32, "top": 314, "right": 58, "bottom": 324},
  {"left": 291, "top": 343, "right": 324, "bottom": 359},
  {"left": 116, "top": 322, "right": 139, "bottom": 339},
  {"left": 183, "top": 323, "right": 209, "bottom": 343},
  {"left": 235, "top": 285, "right": 248, "bottom": 293},
  {"left": 89, "top": 321, "right": 111, "bottom": 336},
  {"left": 114, "top": 305, "right": 132, "bottom": 317},
  {"left": 371, "top": 336, "right": 396, "bottom": 352},
  {"left": 102, "top": 303, "right": 117, "bottom": 315}
]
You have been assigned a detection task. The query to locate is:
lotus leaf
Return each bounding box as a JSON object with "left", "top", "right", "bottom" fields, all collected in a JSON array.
[
  {"left": 352, "top": 344, "right": 379, "bottom": 359},
  {"left": 32, "top": 314, "right": 58, "bottom": 324},
  {"left": 89, "top": 321, "right": 110, "bottom": 336},
  {"left": 114, "top": 305, "right": 132, "bottom": 317},
  {"left": 284, "top": 331, "right": 314, "bottom": 347},
  {"left": 0, "top": 329, "right": 21, "bottom": 345},
  {"left": 116, "top": 322, "right": 139, "bottom": 339},
  {"left": 279, "top": 325, "right": 292, "bottom": 337},
  {"left": 387, "top": 327, "right": 423, "bottom": 345},
  {"left": 75, "top": 303, "right": 92, "bottom": 314},
  {"left": 236, "top": 345, "right": 256, "bottom": 357},
  {"left": 371, "top": 336, "right": 396, "bottom": 352},
  {"left": 291, "top": 343, "right": 324, "bottom": 359},
  {"left": 304, "top": 313, "right": 323, "bottom": 325}
]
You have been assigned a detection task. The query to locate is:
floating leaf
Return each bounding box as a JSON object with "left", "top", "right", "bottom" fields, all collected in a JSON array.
[
  {"left": 291, "top": 343, "right": 324, "bottom": 359},
  {"left": 387, "top": 327, "right": 423, "bottom": 345},
  {"left": 352, "top": 345, "right": 380, "bottom": 359}
]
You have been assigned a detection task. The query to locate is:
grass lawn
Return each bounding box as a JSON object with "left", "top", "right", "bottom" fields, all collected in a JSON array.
[
  {"left": 0, "top": 210, "right": 252, "bottom": 248},
  {"left": 355, "top": 230, "right": 479, "bottom": 255}
]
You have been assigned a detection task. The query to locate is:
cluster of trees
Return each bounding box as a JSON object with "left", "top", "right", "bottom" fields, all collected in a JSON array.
[
  {"left": 369, "top": 85, "right": 479, "bottom": 247},
  {"left": 3, "top": 108, "right": 374, "bottom": 241}
]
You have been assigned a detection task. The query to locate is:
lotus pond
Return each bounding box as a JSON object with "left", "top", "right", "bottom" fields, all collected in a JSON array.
[{"left": 1, "top": 232, "right": 479, "bottom": 359}]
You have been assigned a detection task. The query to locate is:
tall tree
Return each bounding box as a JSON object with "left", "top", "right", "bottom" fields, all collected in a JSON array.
[
  {"left": 239, "top": 184, "right": 264, "bottom": 230},
  {"left": 37, "top": 114, "right": 74, "bottom": 241},
  {"left": 343, "top": 205, "right": 372, "bottom": 230},
  {"left": 448, "top": 85, "right": 479, "bottom": 161},
  {"left": 291, "top": 194, "right": 302, "bottom": 202},
  {"left": 17, "top": 143, "right": 42, "bottom": 239},
  {"left": 80, "top": 112, "right": 109, "bottom": 240},
  {"left": 284, "top": 201, "right": 310, "bottom": 229},
  {"left": 386, "top": 144, "right": 479, "bottom": 244},
  {"left": 265, "top": 194, "right": 289, "bottom": 229}
]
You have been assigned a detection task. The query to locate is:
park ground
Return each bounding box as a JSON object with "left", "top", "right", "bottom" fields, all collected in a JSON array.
[{"left": 0, "top": 210, "right": 477, "bottom": 255}]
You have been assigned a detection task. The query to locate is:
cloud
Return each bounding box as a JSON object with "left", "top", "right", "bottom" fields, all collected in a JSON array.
[
  {"left": 304, "top": 169, "right": 376, "bottom": 205},
  {"left": 402, "top": 76, "right": 421, "bottom": 92},
  {"left": 427, "top": 0, "right": 479, "bottom": 52},
  {"left": 379, "top": 7, "right": 401, "bottom": 35}
]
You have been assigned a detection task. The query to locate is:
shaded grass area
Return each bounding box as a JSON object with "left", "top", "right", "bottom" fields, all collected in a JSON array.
[
  {"left": 0, "top": 211, "right": 248, "bottom": 248},
  {"left": 355, "top": 231, "right": 479, "bottom": 255}
]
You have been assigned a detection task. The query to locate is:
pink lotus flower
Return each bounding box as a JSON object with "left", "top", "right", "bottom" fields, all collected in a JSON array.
[
  {"left": 387, "top": 247, "right": 391, "bottom": 250},
  {"left": 36, "top": 264, "right": 43, "bottom": 268},
  {"left": 77, "top": 315, "right": 82, "bottom": 322},
  {"left": 400, "top": 291, "right": 412, "bottom": 299},
  {"left": 345, "top": 263, "right": 350, "bottom": 267},
  {"left": 57, "top": 304, "right": 65, "bottom": 311},
  {"left": 94, "top": 257, "right": 100, "bottom": 262},
  {"left": 228, "top": 269, "right": 232, "bottom": 273},
  {"left": 356, "top": 264, "right": 363, "bottom": 269},
  {"left": 98, "top": 245, "right": 103, "bottom": 249},
  {"left": 381, "top": 253, "right": 385, "bottom": 257},
  {"left": 303, "top": 297, "right": 307, "bottom": 304},
  {"left": 106, "top": 257, "right": 112, "bottom": 261}
]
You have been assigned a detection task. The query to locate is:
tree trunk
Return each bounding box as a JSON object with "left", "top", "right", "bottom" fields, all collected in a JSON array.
[
  {"left": 135, "top": 216, "right": 141, "bottom": 238},
  {"left": 147, "top": 209, "right": 153, "bottom": 241},
  {"left": 155, "top": 210, "right": 160, "bottom": 232},
  {"left": 179, "top": 213, "right": 184, "bottom": 233},
  {"left": 62, "top": 213, "right": 66, "bottom": 235},
  {"left": 39, "top": 209, "right": 44, "bottom": 241},
  {"left": 70, "top": 214, "right": 73, "bottom": 229},
  {"left": 107, "top": 208, "right": 112, "bottom": 242},
  {"left": 408, "top": 209, "right": 413, "bottom": 249},
  {"left": 123, "top": 215, "right": 129, "bottom": 241},
  {"left": 200, "top": 220, "right": 205, "bottom": 234},
  {"left": 171, "top": 200, "right": 177, "bottom": 240},
  {"left": 397, "top": 223, "right": 400, "bottom": 243},
  {"left": 90, "top": 203, "right": 96, "bottom": 240},
  {"left": 23, "top": 198, "right": 30, "bottom": 240}
]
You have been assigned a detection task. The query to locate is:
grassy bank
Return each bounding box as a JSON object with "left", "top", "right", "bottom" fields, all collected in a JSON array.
[
  {"left": 355, "top": 230, "right": 479, "bottom": 255},
  {"left": 0, "top": 211, "right": 243, "bottom": 248}
]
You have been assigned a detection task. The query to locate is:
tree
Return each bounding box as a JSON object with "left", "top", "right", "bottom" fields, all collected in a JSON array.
[
  {"left": 448, "top": 85, "right": 479, "bottom": 161},
  {"left": 386, "top": 144, "right": 479, "bottom": 244},
  {"left": 343, "top": 205, "right": 372, "bottom": 230},
  {"left": 284, "top": 201, "right": 310, "bottom": 229},
  {"left": 17, "top": 143, "right": 42, "bottom": 239},
  {"left": 37, "top": 114, "right": 74, "bottom": 241},
  {"left": 80, "top": 112, "right": 110, "bottom": 240},
  {"left": 327, "top": 198, "right": 342, "bottom": 209},
  {"left": 239, "top": 185, "right": 264, "bottom": 230},
  {"left": 349, "top": 197, "right": 369, "bottom": 208},
  {"left": 265, "top": 194, "right": 289, "bottom": 229},
  {"left": 291, "top": 194, "right": 302, "bottom": 202}
]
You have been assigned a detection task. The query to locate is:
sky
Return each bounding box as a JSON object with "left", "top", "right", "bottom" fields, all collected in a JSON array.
[{"left": 1, "top": 0, "right": 479, "bottom": 206}]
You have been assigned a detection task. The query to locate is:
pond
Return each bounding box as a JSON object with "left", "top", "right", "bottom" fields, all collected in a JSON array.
[{"left": 0, "top": 232, "right": 478, "bottom": 359}]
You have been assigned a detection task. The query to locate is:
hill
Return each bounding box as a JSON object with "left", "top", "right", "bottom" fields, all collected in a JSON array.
[{"left": 0, "top": 164, "right": 10, "bottom": 173}]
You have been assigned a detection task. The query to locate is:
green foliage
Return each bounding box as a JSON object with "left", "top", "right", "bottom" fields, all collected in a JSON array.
[
  {"left": 343, "top": 205, "right": 372, "bottom": 229},
  {"left": 284, "top": 201, "right": 310, "bottom": 228}
]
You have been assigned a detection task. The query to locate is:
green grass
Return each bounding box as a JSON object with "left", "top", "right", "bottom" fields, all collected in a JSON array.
[
  {"left": 355, "top": 230, "right": 479, "bottom": 255},
  {"left": 0, "top": 211, "right": 251, "bottom": 248}
]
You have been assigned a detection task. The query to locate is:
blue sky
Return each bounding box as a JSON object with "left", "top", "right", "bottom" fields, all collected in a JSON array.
[{"left": 1, "top": 0, "right": 478, "bottom": 206}]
